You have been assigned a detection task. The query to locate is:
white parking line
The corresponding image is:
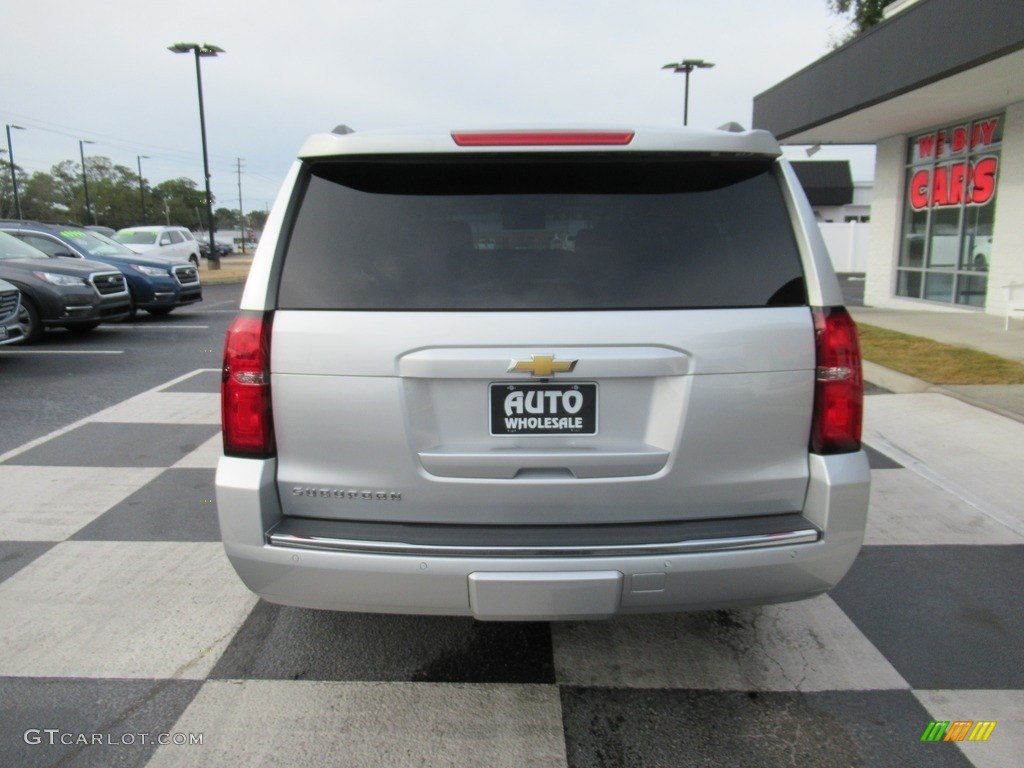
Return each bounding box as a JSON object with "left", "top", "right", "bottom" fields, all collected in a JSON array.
[
  {"left": 118, "top": 325, "right": 210, "bottom": 330},
  {"left": 0, "top": 349, "right": 124, "bottom": 355}
]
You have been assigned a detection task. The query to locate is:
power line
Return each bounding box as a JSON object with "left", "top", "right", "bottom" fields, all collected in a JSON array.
[
  {"left": 0, "top": 110, "right": 239, "bottom": 169},
  {"left": 0, "top": 109, "right": 285, "bottom": 209}
]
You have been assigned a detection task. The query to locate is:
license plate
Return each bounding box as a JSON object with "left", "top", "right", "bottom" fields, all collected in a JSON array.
[{"left": 490, "top": 382, "right": 598, "bottom": 436}]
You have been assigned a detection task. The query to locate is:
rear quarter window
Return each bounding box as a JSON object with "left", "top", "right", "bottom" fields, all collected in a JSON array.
[{"left": 277, "top": 154, "right": 806, "bottom": 311}]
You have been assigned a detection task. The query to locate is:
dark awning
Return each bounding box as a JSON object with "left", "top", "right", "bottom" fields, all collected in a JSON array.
[
  {"left": 752, "top": 0, "right": 1024, "bottom": 144},
  {"left": 790, "top": 161, "right": 853, "bottom": 206}
]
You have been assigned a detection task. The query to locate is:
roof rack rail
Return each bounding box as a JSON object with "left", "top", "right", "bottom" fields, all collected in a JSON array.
[
  {"left": 332, "top": 125, "right": 356, "bottom": 135},
  {"left": 717, "top": 121, "right": 746, "bottom": 133}
]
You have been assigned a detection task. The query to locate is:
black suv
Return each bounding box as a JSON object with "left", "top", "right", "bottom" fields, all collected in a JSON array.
[
  {"left": 0, "top": 221, "right": 202, "bottom": 318},
  {"left": 0, "top": 231, "right": 130, "bottom": 343}
]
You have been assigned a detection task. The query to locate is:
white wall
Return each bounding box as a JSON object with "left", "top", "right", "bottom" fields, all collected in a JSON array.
[
  {"left": 852, "top": 182, "right": 874, "bottom": 207},
  {"left": 864, "top": 135, "right": 912, "bottom": 308},
  {"left": 819, "top": 222, "right": 871, "bottom": 272},
  {"left": 987, "top": 100, "right": 1024, "bottom": 316}
]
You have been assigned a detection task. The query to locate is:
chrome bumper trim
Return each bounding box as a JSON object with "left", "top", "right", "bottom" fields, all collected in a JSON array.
[{"left": 267, "top": 528, "right": 820, "bottom": 558}]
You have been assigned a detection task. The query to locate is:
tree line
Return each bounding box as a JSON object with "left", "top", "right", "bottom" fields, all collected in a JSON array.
[{"left": 0, "top": 156, "right": 268, "bottom": 233}]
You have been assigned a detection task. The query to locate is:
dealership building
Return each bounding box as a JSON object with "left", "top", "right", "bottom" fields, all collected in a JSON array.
[{"left": 753, "top": 0, "right": 1024, "bottom": 318}]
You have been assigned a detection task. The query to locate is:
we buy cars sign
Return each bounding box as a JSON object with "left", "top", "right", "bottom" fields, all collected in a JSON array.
[{"left": 908, "top": 116, "right": 999, "bottom": 210}]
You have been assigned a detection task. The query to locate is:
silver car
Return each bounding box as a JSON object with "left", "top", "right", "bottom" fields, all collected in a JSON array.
[{"left": 216, "top": 125, "right": 870, "bottom": 620}]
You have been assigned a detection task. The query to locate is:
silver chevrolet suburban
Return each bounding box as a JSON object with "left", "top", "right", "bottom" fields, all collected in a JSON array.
[{"left": 215, "top": 124, "right": 869, "bottom": 620}]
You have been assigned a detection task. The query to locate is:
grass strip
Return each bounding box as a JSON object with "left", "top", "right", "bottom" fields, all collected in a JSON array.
[{"left": 857, "top": 323, "right": 1024, "bottom": 385}]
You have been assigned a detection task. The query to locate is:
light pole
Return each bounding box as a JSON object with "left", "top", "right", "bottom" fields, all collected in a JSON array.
[
  {"left": 661, "top": 59, "right": 715, "bottom": 126},
  {"left": 137, "top": 155, "right": 150, "bottom": 222},
  {"left": 6, "top": 124, "right": 25, "bottom": 219},
  {"left": 169, "top": 41, "right": 223, "bottom": 270},
  {"left": 79, "top": 139, "right": 96, "bottom": 224}
]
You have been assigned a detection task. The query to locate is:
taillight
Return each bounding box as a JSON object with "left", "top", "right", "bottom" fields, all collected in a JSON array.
[
  {"left": 451, "top": 130, "right": 635, "bottom": 147},
  {"left": 810, "top": 306, "right": 863, "bottom": 454},
  {"left": 222, "top": 311, "right": 275, "bottom": 457}
]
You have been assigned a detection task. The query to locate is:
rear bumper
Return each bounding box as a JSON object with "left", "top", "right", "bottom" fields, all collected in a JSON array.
[{"left": 215, "top": 452, "right": 869, "bottom": 620}]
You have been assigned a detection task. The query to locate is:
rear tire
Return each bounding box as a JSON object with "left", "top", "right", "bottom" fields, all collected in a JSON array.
[{"left": 16, "top": 297, "right": 43, "bottom": 344}]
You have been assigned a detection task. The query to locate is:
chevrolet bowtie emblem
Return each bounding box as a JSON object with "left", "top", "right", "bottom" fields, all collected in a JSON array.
[{"left": 508, "top": 354, "right": 577, "bottom": 377}]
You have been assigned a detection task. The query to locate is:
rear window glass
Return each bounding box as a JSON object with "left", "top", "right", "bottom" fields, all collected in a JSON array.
[{"left": 277, "top": 154, "right": 805, "bottom": 310}]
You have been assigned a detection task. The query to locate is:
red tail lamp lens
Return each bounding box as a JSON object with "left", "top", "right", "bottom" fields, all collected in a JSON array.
[
  {"left": 222, "top": 312, "right": 275, "bottom": 457},
  {"left": 811, "top": 307, "right": 863, "bottom": 454}
]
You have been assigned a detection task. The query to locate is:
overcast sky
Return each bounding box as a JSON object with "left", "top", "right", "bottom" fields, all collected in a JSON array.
[{"left": 2, "top": 0, "right": 875, "bottom": 216}]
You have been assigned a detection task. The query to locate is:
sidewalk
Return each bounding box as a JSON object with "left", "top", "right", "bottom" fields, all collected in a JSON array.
[
  {"left": 851, "top": 305, "right": 1024, "bottom": 423},
  {"left": 853, "top": 305, "right": 1024, "bottom": 550}
]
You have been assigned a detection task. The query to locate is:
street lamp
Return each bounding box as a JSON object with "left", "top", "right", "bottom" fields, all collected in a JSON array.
[
  {"left": 169, "top": 41, "right": 224, "bottom": 270},
  {"left": 661, "top": 59, "right": 715, "bottom": 126},
  {"left": 137, "top": 155, "right": 150, "bottom": 222},
  {"left": 5, "top": 124, "right": 25, "bottom": 219},
  {"left": 79, "top": 139, "right": 96, "bottom": 224}
]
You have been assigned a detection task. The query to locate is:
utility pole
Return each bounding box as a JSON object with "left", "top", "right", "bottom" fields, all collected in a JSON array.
[
  {"left": 237, "top": 157, "right": 246, "bottom": 255},
  {"left": 79, "top": 139, "right": 96, "bottom": 224},
  {"left": 6, "top": 124, "right": 25, "bottom": 219},
  {"left": 137, "top": 155, "right": 150, "bottom": 223}
]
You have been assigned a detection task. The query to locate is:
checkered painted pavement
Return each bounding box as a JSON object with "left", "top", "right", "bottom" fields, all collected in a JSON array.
[{"left": 0, "top": 369, "right": 1021, "bottom": 767}]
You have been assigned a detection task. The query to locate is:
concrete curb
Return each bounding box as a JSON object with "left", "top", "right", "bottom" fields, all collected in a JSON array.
[
  {"left": 862, "top": 361, "right": 931, "bottom": 394},
  {"left": 863, "top": 360, "right": 1024, "bottom": 425}
]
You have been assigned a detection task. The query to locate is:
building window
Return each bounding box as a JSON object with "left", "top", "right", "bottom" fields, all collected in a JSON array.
[{"left": 897, "top": 114, "right": 1001, "bottom": 308}]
